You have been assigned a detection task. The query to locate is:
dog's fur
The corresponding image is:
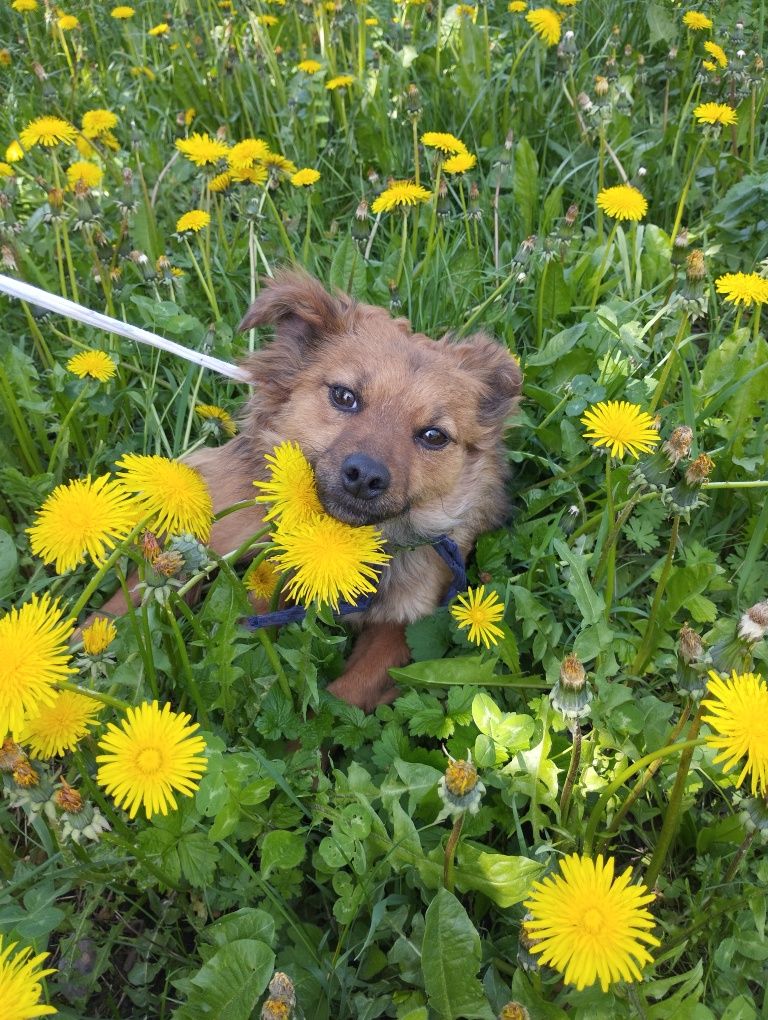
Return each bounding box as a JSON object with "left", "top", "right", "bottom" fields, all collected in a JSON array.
[{"left": 99, "top": 271, "right": 522, "bottom": 710}]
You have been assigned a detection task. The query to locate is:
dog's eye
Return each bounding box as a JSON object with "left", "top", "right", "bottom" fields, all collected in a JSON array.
[
  {"left": 329, "top": 385, "right": 359, "bottom": 412},
  {"left": 417, "top": 427, "right": 451, "bottom": 449}
]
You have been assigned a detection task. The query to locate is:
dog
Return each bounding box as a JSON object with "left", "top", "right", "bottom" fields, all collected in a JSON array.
[{"left": 98, "top": 270, "right": 522, "bottom": 710}]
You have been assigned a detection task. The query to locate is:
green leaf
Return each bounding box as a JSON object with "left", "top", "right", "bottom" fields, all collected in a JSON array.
[
  {"left": 329, "top": 232, "right": 367, "bottom": 297},
  {"left": 471, "top": 693, "right": 535, "bottom": 755},
  {"left": 525, "top": 322, "right": 588, "bottom": 368},
  {"left": 0, "top": 531, "right": 18, "bottom": 599},
  {"left": 454, "top": 844, "right": 543, "bottom": 907},
  {"left": 260, "top": 829, "right": 306, "bottom": 878},
  {"left": 513, "top": 137, "right": 539, "bottom": 236},
  {"left": 390, "top": 656, "right": 501, "bottom": 688},
  {"left": 173, "top": 939, "right": 275, "bottom": 1020},
  {"left": 177, "top": 832, "right": 220, "bottom": 887},
  {"left": 554, "top": 538, "right": 604, "bottom": 625},
  {"left": 422, "top": 889, "right": 493, "bottom": 1020},
  {"left": 204, "top": 909, "right": 275, "bottom": 948}
]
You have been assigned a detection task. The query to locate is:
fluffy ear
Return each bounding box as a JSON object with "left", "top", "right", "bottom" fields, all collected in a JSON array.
[
  {"left": 237, "top": 268, "right": 349, "bottom": 348},
  {"left": 447, "top": 331, "right": 523, "bottom": 427}
]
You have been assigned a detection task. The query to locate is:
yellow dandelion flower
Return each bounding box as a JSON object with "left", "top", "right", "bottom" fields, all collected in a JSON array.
[
  {"left": 508, "top": 1, "right": 527, "bottom": 11},
  {"left": 20, "top": 116, "right": 77, "bottom": 149},
  {"left": 371, "top": 181, "right": 432, "bottom": 214},
  {"left": 81, "top": 109, "right": 118, "bottom": 139},
  {"left": 195, "top": 403, "right": 238, "bottom": 436},
  {"left": 326, "top": 74, "right": 355, "bottom": 90},
  {"left": 682, "top": 10, "right": 712, "bottom": 30},
  {"left": 57, "top": 13, "right": 79, "bottom": 30},
  {"left": 111, "top": 5, "right": 135, "bottom": 17},
  {"left": 596, "top": 183, "right": 648, "bottom": 221},
  {"left": 231, "top": 164, "right": 269, "bottom": 185},
  {"left": 256, "top": 14, "right": 278, "bottom": 25},
  {"left": 450, "top": 586, "right": 505, "bottom": 648},
  {"left": 228, "top": 137, "right": 270, "bottom": 169},
  {"left": 75, "top": 136, "right": 97, "bottom": 158},
  {"left": 297, "top": 58, "right": 323, "bottom": 73},
  {"left": 715, "top": 271, "right": 768, "bottom": 306},
  {"left": 175, "top": 132, "right": 229, "bottom": 167},
  {"left": 702, "top": 670, "right": 768, "bottom": 796},
  {"left": 245, "top": 558, "right": 281, "bottom": 600},
  {"left": 208, "top": 171, "right": 232, "bottom": 192},
  {"left": 148, "top": 22, "right": 169, "bottom": 34},
  {"left": 456, "top": 4, "right": 477, "bottom": 18},
  {"left": 556, "top": 0, "right": 579, "bottom": 5},
  {"left": 421, "top": 131, "right": 467, "bottom": 156},
  {"left": 20, "top": 689, "right": 101, "bottom": 759},
  {"left": 693, "top": 102, "right": 737, "bottom": 126},
  {"left": 702, "top": 59, "right": 717, "bottom": 71},
  {"left": 580, "top": 400, "right": 660, "bottom": 459},
  {"left": 96, "top": 701, "right": 208, "bottom": 819},
  {"left": 130, "top": 65, "right": 156, "bottom": 79},
  {"left": 0, "top": 936, "right": 57, "bottom": 1019},
  {"left": 260, "top": 151, "right": 298, "bottom": 175},
  {"left": 65, "top": 161, "right": 103, "bottom": 189},
  {"left": 526, "top": 7, "right": 562, "bottom": 45},
  {"left": 703, "top": 40, "right": 727, "bottom": 67},
  {"left": 0, "top": 162, "right": 14, "bottom": 177},
  {"left": 66, "top": 349, "right": 116, "bottom": 381},
  {"left": 365, "top": 15, "right": 378, "bottom": 24},
  {"left": 81, "top": 617, "right": 117, "bottom": 656},
  {"left": 176, "top": 209, "right": 211, "bottom": 233},
  {"left": 291, "top": 167, "right": 321, "bottom": 187},
  {"left": 115, "top": 454, "right": 214, "bottom": 541},
  {"left": 11, "top": 0, "right": 38, "bottom": 11},
  {"left": 254, "top": 441, "right": 323, "bottom": 530},
  {"left": 272, "top": 514, "right": 390, "bottom": 611},
  {"left": 442, "top": 151, "right": 477, "bottom": 174},
  {"left": 27, "top": 474, "right": 137, "bottom": 573},
  {"left": 524, "top": 854, "right": 659, "bottom": 992},
  {"left": 6, "top": 140, "right": 24, "bottom": 162},
  {"left": 0, "top": 594, "right": 74, "bottom": 742}
]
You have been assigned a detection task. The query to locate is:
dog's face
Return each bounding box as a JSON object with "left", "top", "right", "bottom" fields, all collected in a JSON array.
[{"left": 239, "top": 271, "right": 522, "bottom": 538}]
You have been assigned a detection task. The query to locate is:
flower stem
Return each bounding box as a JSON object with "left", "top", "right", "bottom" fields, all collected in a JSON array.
[
  {"left": 164, "top": 602, "right": 208, "bottom": 725},
  {"left": 631, "top": 515, "right": 681, "bottom": 675},
  {"left": 592, "top": 494, "right": 641, "bottom": 586},
  {"left": 395, "top": 210, "right": 409, "bottom": 287},
  {"left": 443, "top": 813, "right": 464, "bottom": 893},
  {"left": 57, "top": 680, "right": 129, "bottom": 712},
  {"left": 412, "top": 118, "right": 420, "bottom": 188},
  {"left": 649, "top": 313, "right": 689, "bottom": 414},
  {"left": 604, "top": 457, "right": 616, "bottom": 619},
  {"left": 66, "top": 520, "right": 149, "bottom": 623},
  {"left": 559, "top": 721, "right": 582, "bottom": 823},
  {"left": 669, "top": 139, "right": 705, "bottom": 243},
  {"left": 643, "top": 705, "right": 705, "bottom": 889},
  {"left": 256, "top": 628, "right": 294, "bottom": 707},
  {"left": 589, "top": 220, "right": 618, "bottom": 310}
]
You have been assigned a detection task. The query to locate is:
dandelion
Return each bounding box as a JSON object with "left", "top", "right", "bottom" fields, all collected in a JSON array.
[
  {"left": 195, "top": 403, "right": 237, "bottom": 436},
  {"left": 254, "top": 441, "right": 323, "bottom": 529},
  {"left": 272, "top": 515, "right": 389, "bottom": 611},
  {"left": 326, "top": 75, "right": 355, "bottom": 90},
  {"left": 65, "top": 161, "right": 103, "bottom": 189},
  {"left": 581, "top": 401, "right": 660, "bottom": 459},
  {"left": 115, "top": 454, "right": 214, "bottom": 541},
  {"left": 371, "top": 181, "right": 432, "bottom": 214},
  {"left": 703, "top": 40, "right": 727, "bottom": 67},
  {"left": 596, "top": 184, "right": 648, "bottom": 221},
  {"left": 20, "top": 690, "right": 101, "bottom": 759},
  {"left": 232, "top": 165, "right": 269, "bottom": 185},
  {"left": 81, "top": 109, "right": 118, "bottom": 138},
  {"left": 693, "top": 102, "right": 738, "bottom": 126},
  {"left": 450, "top": 586, "right": 505, "bottom": 648},
  {"left": 297, "top": 58, "right": 322, "bottom": 73},
  {"left": 365, "top": 15, "right": 378, "bottom": 24},
  {"left": 175, "top": 132, "right": 229, "bottom": 167},
  {"left": 442, "top": 152, "right": 477, "bottom": 174},
  {"left": 66, "top": 349, "right": 116, "bottom": 381},
  {"left": 11, "top": 0, "right": 37, "bottom": 9},
  {"left": 291, "top": 167, "right": 321, "bottom": 187},
  {"left": 715, "top": 272, "right": 768, "bottom": 306},
  {"left": 260, "top": 151, "right": 298, "bottom": 175},
  {"left": 6, "top": 140, "right": 24, "bottom": 161},
  {"left": 96, "top": 701, "right": 208, "bottom": 819},
  {"left": 148, "top": 22, "right": 169, "bottom": 35},
  {"left": 508, "top": 1, "right": 527, "bottom": 10},
  {"left": 702, "top": 671, "right": 768, "bottom": 796},
  {"left": 438, "top": 757, "right": 485, "bottom": 816},
  {"left": 682, "top": 10, "right": 712, "bottom": 30},
  {"left": 245, "top": 559, "right": 281, "bottom": 600},
  {"left": 176, "top": 209, "right": 211, "bottom": 233},
  {"left": 111, "top": 5, "right": 135, "bottom": 16},
  {"left": 57, "top": 13, "right": 79, "bottom": 29},
  {"left": 208, "top": 171, "right": 231, "bottom": 192},
  {"left": 27, "top": 475, "right": 137, "bottom": 573},
  {"left": 421, "top": 131, "right": 467, "bottom": 156},
  {"left": 526, "top": 8, "right": 562, "bottom": 46},
  {"left": 0, "top": 594, "right": 74, "bottom": 742},
  {"left": 456, "top": 4, "right": 477, "bottom": 18},
  {"left": 228, "top": 137, "right": 270, "bottom": 168},
  {"left": 524, "top": 854, "right": 660, "bottom": 991},
  {"left": 0, "top": 936, "right": 57, "bottom": 1019},
  {"left": 20, "top": 116, "right": 77, "bottom": 149},
  {"left": 82, "top": 617, "right": 117, "bottom": 656},
  {"left": 256, "top": 14, "right": 278, "bottom": 25},
  {"left": 0, "top": 162, "right": 13, "bottom": 177}
]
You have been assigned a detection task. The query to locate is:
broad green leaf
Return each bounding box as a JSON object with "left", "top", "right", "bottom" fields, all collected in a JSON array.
[
  {"left": 554, "top": 538, "right": 604, "bottom": 625},
  {"left": 260, "top": 829, "right": 306, "bottom": 877},
  {"left": 390, "top": 656, "right": 506, "bottom": 688},
  {"left": 513, "top": 137, "right": 539, "bottom": 236},
  {"left": 454, "top": 844, "right": 543, "bottom": 907},
  {"left": 329, "top": 232, "right": 367, "bottom": 297},
  {"left": 177, "top": 833, "right": 220, "bottom": 887},
  {"left": 471, "top": 693, "right": 535, "bottom": 755},
  {"left": 173, "top": 939, "right": 275, "bottom": 1020},
  {"left": 0, "top": 531, "right": 18, "bottom": 599},
  {"left": 422, "top": 889, "right": 493, "bottom": 1020},
  {"left": 204, "top": 909, "right": 275, "bottom": 948}
]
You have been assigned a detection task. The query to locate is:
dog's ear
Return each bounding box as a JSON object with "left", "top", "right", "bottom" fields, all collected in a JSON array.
[
  {"left": 447, "top": 332, "right": 523, "bottom": 427},
  {"left": 237, "top": 269, "right": 348, "bottom": 349}
]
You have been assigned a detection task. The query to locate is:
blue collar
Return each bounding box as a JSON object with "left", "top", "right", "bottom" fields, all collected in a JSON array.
[{"left": 243, "top": 534, "right": 466, "bottom": 630}]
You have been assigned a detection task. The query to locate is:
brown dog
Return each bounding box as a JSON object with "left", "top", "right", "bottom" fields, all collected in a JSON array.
[{"left": 100, "top": 270, "right": 522, "bottom": 710}]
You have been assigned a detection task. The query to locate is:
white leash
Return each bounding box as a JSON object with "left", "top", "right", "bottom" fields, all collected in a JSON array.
[{"left": 0, "top": 274, "right": 251, "bottom": 384}]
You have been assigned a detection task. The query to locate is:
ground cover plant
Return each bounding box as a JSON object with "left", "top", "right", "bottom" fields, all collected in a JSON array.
[{"left": 1, "top": 0, "right": 768, "bottom": 1015}]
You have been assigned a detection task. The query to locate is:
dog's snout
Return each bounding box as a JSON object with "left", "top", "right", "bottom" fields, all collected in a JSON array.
[{"left": 341, "top": 453, "right": 391, "bottom": 500}]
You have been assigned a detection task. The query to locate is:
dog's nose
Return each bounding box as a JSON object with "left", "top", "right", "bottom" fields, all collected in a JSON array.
[{"left": 340, "top": 453, "right": 390, "bottom": 500}]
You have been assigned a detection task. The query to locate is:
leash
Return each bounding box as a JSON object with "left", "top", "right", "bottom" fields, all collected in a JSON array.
[{"left": 243, "top": 534, "right": 467, "bottom": 630}]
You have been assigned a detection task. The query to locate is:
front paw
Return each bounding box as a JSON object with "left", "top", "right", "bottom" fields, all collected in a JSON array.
[{"left": 326, "top": 675, "right": 400, "bottom": 712}]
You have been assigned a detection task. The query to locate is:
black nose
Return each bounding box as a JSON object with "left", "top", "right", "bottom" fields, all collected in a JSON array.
[{"left": 340, "top": 453, "right": 391, "bottom": 500}]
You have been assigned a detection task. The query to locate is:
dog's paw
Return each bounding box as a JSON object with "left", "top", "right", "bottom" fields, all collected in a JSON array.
[{"left": 326, "top": 675, "right": 400, "bottom": 713}]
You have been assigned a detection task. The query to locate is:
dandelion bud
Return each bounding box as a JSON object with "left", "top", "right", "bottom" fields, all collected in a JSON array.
[
  {"left": 405, "top": 83, "right": 422, "bottom": 119},
  {"left": 504, "top": 129, "right": 515, "bottom": 150},
  {"left": 516, "top": 271, "right": 527, "bottom": 284},
  {"left": 674, "top": 229, "right": 689, "bottom": 250},
  {"left": 577, "top": 91, "right": 594, "bottom": 112},
  {"left": 594, "top": 75, "right": 609, "bottom": 96},
  {"left": 366, "top": 167, "right": 380, "bottom": 186},
  {"left": 0, "top": 50, "right": 10, "bottom": 68},
  {"left": 738, "top": 601, "right": 768, "bottom": 643},
  {"left": 499, "top": 1004, "right": 530, "bottom": 1020},
  {"left": 565, "top": 203, "right": 579, "bottom": 227},
  {"left": 517, "top": 915, "right": 541, "bottom": 972},
  {"left": 679, "top": 624, "right": 703, "bottom": 664},
  {"left": 47, "top": 188, "right": 64, "bottom": 210},
  {"left": 686, "top": 249, "right": 706, "bottom": 282},
  {"left": 268, "top": 972, "right": 296, "bottom": 1007},
  {"left": 668, "top": 46, "right": 678, "bottom": 61},
  {"left": 755, "top": 55, "right": 764, "bottom": 74},
  {"left": 685, "top": 453, "right": 714, "bottom": 486},
  {"left": 0, "top": 739, "right": 26, "bottom": 773},
  {"left": 438, "top": 756, "right": 485, "bottom": 817},
  {"left": 153, "top": 550, "right": 186, "bottom": 577},
  {"left": 676, "top": 622, "right": 706, "bottom": 696},
  {"left": 355, "top": 198, "right": 369, "bottom": 221},
  {"left": 551, "top": 654, "right": 592, "bottom": 720},
  {"left": 13, "top": 760, "right": 40, "bottom": 788},
  {"left": 739, "top": 796, "right": 768, "bottom": 843},
  {"left": 261, "top": 1000, "right": 291, "bottom": 1020},
  {"left": 1, "top": 245, "right": 18, "bottom": 271},
  {"left": 82, "top": 617, "right": 117, "bottom": 656},
  {"left": 54, "top": 779, "right": 84, "bottom": 814},
  {"left": 32, "top": 61, "right": 47, "bottom": 81},
  {"left": 168, "top": 534, "right": 211, "bottom": 573},
  {"left": 662, "top": 426, "right": 693, "bottom": 466}
]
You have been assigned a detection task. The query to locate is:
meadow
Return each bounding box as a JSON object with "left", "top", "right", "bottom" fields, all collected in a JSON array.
[{"left": 1, "top": 0, "right": 768, "bottom": 1016}]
